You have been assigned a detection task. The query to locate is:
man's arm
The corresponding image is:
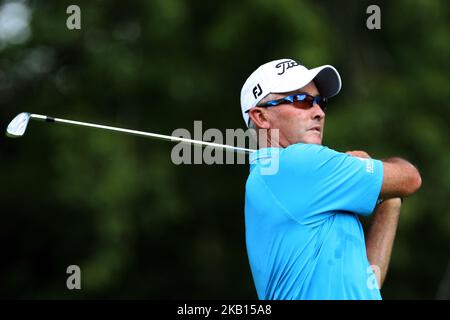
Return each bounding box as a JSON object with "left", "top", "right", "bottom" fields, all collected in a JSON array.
[
  {"left": 381, "top": 157, "right": 422, "bottom": 199},
  {"left": 365, "top": 198, "right": 402, "bottom": 289},
  {"left": 346, "top": 151, "right": 421, "bottom": 289},
  {"left": 345, "top": 151, "right": 422, "bottom": 199}
]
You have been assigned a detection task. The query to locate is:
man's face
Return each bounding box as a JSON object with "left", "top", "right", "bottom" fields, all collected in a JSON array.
[{"left": 261, "top": 81, "right": 325, "bottom": 147}]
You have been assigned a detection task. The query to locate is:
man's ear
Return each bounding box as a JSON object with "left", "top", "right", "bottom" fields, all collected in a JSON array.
[{"left": 248, "top": 107, "right": 271, "bottom": 129}]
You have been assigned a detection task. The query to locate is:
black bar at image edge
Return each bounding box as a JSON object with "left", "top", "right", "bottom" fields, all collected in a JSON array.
[{"left": 0, "top": 300, "right": 445, "bottom": 318}]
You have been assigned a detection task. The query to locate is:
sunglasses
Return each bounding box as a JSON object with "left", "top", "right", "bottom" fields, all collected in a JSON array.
[{"left": 256, "top": 93, "right": 328, "bottom": 111}]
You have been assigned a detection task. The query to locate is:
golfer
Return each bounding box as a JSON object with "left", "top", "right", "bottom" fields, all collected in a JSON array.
[{"left": 240, "top": 58, "right": 422, "bottom": 299}]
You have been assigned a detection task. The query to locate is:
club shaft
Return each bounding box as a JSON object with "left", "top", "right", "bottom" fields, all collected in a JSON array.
[{"left": 30, "top": 114, "right": 255, "bottom": 154}]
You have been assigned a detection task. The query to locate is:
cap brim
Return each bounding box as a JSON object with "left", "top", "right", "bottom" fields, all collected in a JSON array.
[{"left": 308, "top": 65, "right": 342, "bottom": 98}]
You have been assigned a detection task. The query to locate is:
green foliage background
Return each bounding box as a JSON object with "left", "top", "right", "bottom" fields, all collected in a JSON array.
[{"left": 1, "top": 0, "right": 449, "bottom": 299}]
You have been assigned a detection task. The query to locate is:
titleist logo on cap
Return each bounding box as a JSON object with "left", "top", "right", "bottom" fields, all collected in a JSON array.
[{"left": 275, "top": 60, "right": 300, "bottom": 75}]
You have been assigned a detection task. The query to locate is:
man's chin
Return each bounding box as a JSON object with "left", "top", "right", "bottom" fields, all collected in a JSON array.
[
  {"left": 295, "top": 137, "right": 322, "bottom": 145},
  {"left": 301, "top": 133, "right": 323, "bottom": 145}
]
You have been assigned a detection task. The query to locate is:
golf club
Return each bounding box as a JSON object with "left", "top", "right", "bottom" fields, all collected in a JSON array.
[{"left": 6, "top": 112, "right": 256, "bottom": 154}]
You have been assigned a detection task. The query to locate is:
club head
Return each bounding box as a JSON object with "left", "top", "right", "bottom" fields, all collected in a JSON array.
[{"left": 6, "top": 112, "right": 31, "bottom": 138}]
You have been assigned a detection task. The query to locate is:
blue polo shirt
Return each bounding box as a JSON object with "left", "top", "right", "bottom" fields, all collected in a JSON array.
[{"left": 245, "top": 143, "right": 384, "bottom": 300}]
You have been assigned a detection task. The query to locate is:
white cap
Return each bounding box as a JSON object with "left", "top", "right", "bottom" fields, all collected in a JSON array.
[{"left": 240, "top": 58, "right": 342, "bottom": 126}]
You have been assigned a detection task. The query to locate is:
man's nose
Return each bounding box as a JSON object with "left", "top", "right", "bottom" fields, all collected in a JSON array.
[{"left": 311, "top": 102, "right": 325, "bottom": 119}]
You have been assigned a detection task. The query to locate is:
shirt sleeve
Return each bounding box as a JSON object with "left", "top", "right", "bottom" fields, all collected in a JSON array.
[{"left": 262, "top": 143, "right": 384, "bottom": 223}]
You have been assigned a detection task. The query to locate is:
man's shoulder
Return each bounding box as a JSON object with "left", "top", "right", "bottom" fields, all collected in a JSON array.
[{"left": 282, "top": 143, "right": 338, "bottom": 162}]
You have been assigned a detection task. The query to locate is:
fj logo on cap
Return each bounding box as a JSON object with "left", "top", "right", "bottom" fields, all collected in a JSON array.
[
  {"left": 275, "top": 60, "right": 300, "bottom": 75},
  {"left": 253, "top": 84, "right": 262, "bottom": 99}
]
